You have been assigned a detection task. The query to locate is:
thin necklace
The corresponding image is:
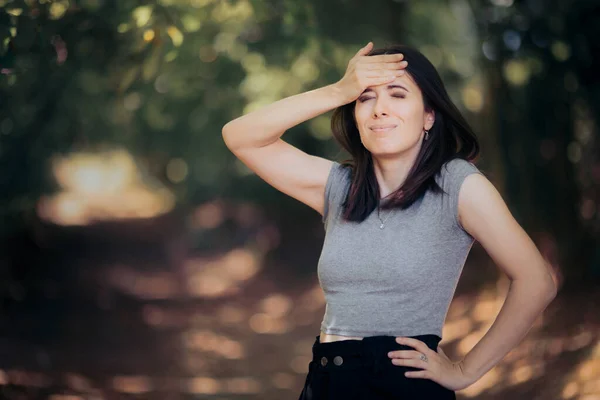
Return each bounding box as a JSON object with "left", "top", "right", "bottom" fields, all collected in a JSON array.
[{"left": 377, "top": 204, "right": 393, "bottom": 229}]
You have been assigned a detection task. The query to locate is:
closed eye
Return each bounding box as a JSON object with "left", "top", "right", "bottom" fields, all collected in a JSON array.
[{"left": 358, "top": 93, "right": 406, "bottom": 102}]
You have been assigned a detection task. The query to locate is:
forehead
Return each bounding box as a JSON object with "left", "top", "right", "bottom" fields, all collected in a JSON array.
[{"left": 364, "top": 73, "right": 420, "bottom": 93}]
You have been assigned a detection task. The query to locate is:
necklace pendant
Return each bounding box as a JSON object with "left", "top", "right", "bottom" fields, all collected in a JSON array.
[{"left": 379, "top": 223, "right": 385, "bottom": 229}]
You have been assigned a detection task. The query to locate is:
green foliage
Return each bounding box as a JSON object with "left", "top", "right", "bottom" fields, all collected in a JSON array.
[{"left": 0, "top": 0, "right": 599, "bottom": 280}]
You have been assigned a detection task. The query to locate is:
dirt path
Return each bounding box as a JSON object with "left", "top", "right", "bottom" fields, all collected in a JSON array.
[{"left": 0, "top": 215, "right": 598, "bottom": 399}]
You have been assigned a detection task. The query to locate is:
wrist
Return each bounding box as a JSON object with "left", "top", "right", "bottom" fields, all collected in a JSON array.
[
  {"left": 326, "top": 82, "right": 354, "bottom": 105},
  {"left": 458, "top": 359, "right": 480, "bottom": 386}
]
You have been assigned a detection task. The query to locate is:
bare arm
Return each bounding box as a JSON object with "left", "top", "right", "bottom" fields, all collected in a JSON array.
[
  {"left": 222, "top": 42, "right": 407, "bottom": 215},
  {"left": 457, "top": 173, "right": 557, "bottom": 383},
  {"left": 222, "top": 84, "right": 349, "bottom": 150},
  {"left": 222, "top": 86, "right": 346, "bottom": 215},
  {"left": 389, "top": 174, "right": 558, "bottom": 391}
]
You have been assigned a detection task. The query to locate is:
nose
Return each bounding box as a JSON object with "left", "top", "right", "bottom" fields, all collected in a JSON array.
[{"left": 372, "top": 97, "right": 389, "bottom": 118}]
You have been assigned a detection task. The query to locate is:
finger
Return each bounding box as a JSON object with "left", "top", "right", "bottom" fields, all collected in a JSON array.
[
  {"left": 362, "top": 61, "right": 408, "bottom": 71},
  {"left": 361, "top": 54, "right": 405, "bottom": 63},
  {"left": 354, "top": 42, "right": 374, "bottom": 57},
  {"left": 405, "top": 370, "right": 431, "bottom": 379},
  {"left": 364, "top": 71, "right": 405, "bottom": 80},
  {"left": 361, "top": 69, "right": 406, "bottom": 79},
  {"left": 388, "top": 350, "right": 421, "bottom": 359},
  {"left": 391, "top": 358, "right": 428, "bottom": 369},
  {"left": 396, "top": 337, "right": 432, "bottom": 355},
  {"left": 366, "top": 76, "right": 398, "bottom": 86},
  {"left": 387, "top": 350, "right": 412, "bottom": 359},
  {"left": 361, "top": 53, "right": 404, "bottom": 63},
  {"left": 364, "top": 69, "right": 406, "bottom": 78}
]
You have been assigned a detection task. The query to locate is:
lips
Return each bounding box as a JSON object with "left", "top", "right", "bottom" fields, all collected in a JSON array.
[{"left": 369, "top": 125, "right": 397, "bottom": 132}]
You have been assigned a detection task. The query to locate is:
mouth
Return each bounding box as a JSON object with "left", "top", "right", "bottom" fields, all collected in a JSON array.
[{"left": 369, "top": 125, "right": 397, "bottom": 133}]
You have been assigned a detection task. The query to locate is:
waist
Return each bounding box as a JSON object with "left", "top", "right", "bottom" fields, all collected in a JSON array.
[
  {"left": 320, "top": 300, "right": 446, "bottom": 339},
  {"left": 309, "top": 334, "right": 442, "bottom": 372},
  {"left": 319, "top": 331, "right": 364, "bottom": 343}
]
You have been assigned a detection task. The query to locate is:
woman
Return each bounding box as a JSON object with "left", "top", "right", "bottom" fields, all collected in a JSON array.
[{"left": 222, "top": 43, "right": 557, "bottom": 399}]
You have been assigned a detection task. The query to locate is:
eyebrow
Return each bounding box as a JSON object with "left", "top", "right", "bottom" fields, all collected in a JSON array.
[{"left": 362, "top": 84, "right": 410, "bottom": 95}]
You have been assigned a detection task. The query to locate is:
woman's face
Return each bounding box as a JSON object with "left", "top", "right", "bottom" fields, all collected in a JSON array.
[{"left": 353, "top": 73, "right": 434, "bottom": 158}]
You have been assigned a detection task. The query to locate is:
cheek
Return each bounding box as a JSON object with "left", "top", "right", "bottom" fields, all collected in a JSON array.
[
  {"left": 399, "top": 110, "right": 427, "bottom": 136},
  {"left": 354, "top": 105, "right": 370, "bottom": 125},
  {"left": 393, "top": 101, "right": 422, "bottom": 120}
]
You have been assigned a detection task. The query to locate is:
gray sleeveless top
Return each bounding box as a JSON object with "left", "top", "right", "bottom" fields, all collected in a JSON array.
[{"left": 318, "top": 158, "right": 483, "bottom": 338}]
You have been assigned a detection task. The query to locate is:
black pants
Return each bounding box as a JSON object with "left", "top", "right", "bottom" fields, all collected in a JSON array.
[{"left": 298, "top": 334, "right": 456, "bottom": 400}]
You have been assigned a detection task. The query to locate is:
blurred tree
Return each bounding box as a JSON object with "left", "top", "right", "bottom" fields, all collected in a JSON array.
[
  {"left": 0, "top": 0, "right": 413, "bottom": 231},
  {"left": 467, "top": 0, "right": 600, "bottom": 285},
  {"left": 0, "top": 0, "right": 598, "bottom": 285}
]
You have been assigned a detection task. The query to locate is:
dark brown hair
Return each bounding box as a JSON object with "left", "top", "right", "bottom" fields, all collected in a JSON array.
[{"left": 331, "top": 44, "right": 480, "bottom": 222}]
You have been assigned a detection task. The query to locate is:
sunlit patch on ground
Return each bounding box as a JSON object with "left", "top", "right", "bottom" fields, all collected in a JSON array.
[
  {"left": 111, "top": 375, "right": 153, "bottom": 394},
  {"left": 1, "top": 272, "right": 598, "bottom": 399},
  {"left": 106, "top": 265, "right": 179, "bottom": 300},
  {"left": 183, "top": 330, "right": 245, "bottom": 359},
  {"left": 443, "top": 278, "right": 600, "bottom": 399},
  {"left": 2, "top": 201, "right": 599, "bottom": 399},
  {"left": 561, "top": 341, "right": 600, "bottom": 399},
  {"left": 185, "top": 247, "right": 263, "bottom": 298},
  {"left": 37, "top": 149, "right": 175, "bottom": 225}
]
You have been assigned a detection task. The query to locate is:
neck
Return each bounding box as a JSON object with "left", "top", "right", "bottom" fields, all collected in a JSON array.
[{"left": 372, "top": 145, "right": 422, "bottom": 200}]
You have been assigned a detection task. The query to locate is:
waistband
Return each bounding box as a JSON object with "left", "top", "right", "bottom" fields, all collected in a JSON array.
[{"left": 310, "top": 334, "right": 442, "bottom": 376}]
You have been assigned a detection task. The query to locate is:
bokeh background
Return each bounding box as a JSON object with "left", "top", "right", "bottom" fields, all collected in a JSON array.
[{"left": 1, "top": 0, "right": 599, "bottom": 399}]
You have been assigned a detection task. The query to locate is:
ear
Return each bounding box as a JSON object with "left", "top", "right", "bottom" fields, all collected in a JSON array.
[{"left": 424, "top": 109, "right": 435, "bottom": 131}]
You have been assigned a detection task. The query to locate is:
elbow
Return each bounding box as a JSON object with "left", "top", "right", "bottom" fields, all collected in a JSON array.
[
  {"left": 544, "top": 285, "right": 557, "bottom": 309},
  {"left": 513, "top": 272, "right": 558, "bottom": 302},
  {"left": 534, "top": 261, "right": 560, "bottom": 300},
  {"left": 526, "top": 280, "right": 557, "bottom": 308},
  {"left": 542, "top": 285, "right": 557, "bottom": 305},
  {"left": 222, "top": 121, "right": 251, "bottom": 153},
  {"left": 538, "top": 268, "right": 558, "bottom": 298},
  {"left": 539, "top": 275, "right": 558, "bottom": 304},
  {"left": 544, "top": 263, "right": 559, "bottom": 299},
  {"left": 221, "top": 122, "right": 236, "bottom": 151},
  {"left": 546, "top": 279, "right": 558, "bottom": 300},
  {"left": 221, "top": 122, "right": 231, "bottom": 142}
]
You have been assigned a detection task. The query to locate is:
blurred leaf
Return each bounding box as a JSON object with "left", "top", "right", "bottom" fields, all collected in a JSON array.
[
  {"left": 6, "top": 8, "right": 22, "bottom": 17},
  {"left": 49, "top": 1, "right": 68, "bottom": 20},
  {"left": 166, "top": 26, "right": 183, "bottom": 47},
  {"left": 0, "top": 0, "right": 598, "bottom": 285},
  {"left": 142, "top": 43, "right": 163, "bottom": 82},
  {"left": 118, "top": 66, "right": 140, "bottom": 93},
  {"left": 133, "top": 6, "right": 153, "bottom": 28}
]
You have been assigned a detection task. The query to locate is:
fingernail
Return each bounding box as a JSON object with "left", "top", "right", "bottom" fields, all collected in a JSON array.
[{"left": 387, "top": 352, "right": 393, "bottom": 357}]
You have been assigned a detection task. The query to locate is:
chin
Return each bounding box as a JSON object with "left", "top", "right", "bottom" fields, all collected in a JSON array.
[
  {"left": 367, "top": 142, "right": 414, "bottom": 157},
  {"left": 369, "top": 149, "right": 407, "bottom": 159},
  {"left": 367, "top": 143, "right": 414, "bottom": 156}
]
